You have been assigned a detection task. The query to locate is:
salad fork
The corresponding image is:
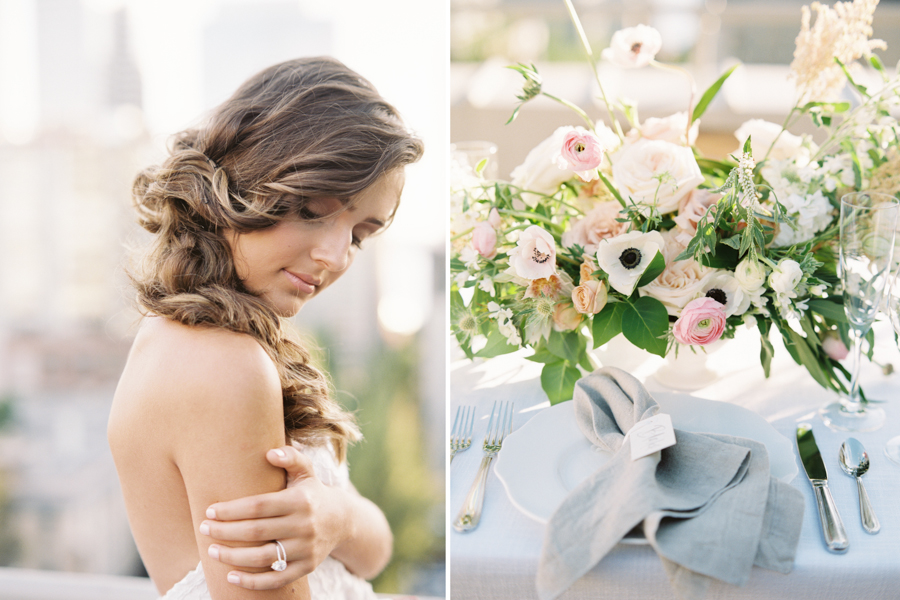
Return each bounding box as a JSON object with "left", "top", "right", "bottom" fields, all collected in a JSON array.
[
  {"left": 451, "top": 405, "right": 475, "bottom": 463},
  {"left": 453, "top": 401, "right": 514, "bottom": 532}
]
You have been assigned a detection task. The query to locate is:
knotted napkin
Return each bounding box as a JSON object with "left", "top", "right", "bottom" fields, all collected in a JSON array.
[{"left": 537, "top": 367, "right": 804, "bottom": 600}]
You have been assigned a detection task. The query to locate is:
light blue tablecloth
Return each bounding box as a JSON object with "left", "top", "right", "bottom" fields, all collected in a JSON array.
[{"left": 450, "top": 323, "right": 900, "bottom": 600}]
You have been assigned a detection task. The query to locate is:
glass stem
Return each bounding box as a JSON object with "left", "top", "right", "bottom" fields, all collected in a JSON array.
[{"left": 845, "top": 326, "right": 866, "bottom": 412}]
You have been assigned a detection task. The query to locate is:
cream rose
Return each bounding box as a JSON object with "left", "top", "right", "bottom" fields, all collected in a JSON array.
[
  {"left": 611, "top": 139, "right": 704, "bottom": 215},
  {"left": 572, "top": 280, "right": 608, "bottom": 315},
  {"left": 511, "top": 126, "right": 577, "bottom": 206},
  {"left": 626, "top": 112, "right": 699, "bottom": 146},
  {"left": 561, "top": 201, "right": 629, "bottom": 255},
  {"left": 640, "top": 258, "right": 713, "bottom": 316},
  {"left": 673, "top": 188, "right": 720, "bottom": 244},
  {"left": 734, "top": 119, "right": 816, "bottom": 163}
]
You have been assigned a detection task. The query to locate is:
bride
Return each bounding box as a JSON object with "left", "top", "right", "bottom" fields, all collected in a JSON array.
[{"left": 107, "top": 57, "right": 423, "bottom": 599}]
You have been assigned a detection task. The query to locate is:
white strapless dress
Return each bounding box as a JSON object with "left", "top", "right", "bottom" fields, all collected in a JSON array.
[{"left": 159, "top": 443, "right": 378, "bottom": 600}]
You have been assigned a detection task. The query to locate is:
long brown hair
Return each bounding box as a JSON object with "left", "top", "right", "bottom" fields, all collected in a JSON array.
[{"left": 130, "top": 57, "right": 424, "bottom": 461}]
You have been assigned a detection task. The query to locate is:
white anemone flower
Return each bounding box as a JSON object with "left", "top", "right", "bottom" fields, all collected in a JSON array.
[
  {"left": 595, "top": 230, "right": 666, "bottom": 295},
  {"left": 701, "top": 271, "right": 750, "bottom": 317},
  {"left": 602, "top": 25, "right": 662, "bottom": 68}
]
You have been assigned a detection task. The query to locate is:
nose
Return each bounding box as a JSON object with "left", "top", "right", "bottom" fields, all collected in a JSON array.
[{"left": 309, "top": 225, "right": 352, "bottom": 272}]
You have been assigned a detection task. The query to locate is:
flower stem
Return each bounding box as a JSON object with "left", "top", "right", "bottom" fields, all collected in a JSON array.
[
  {"left": 562, "top": 0, "right": 625, "bottom": 141},
  {"left": 542, "top": 92, "right": 595, "bottom": 130}
]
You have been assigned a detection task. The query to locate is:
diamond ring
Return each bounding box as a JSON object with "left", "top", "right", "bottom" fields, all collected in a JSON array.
[{"left": 271, "top": 540, "right": 287, "bottom": 572}]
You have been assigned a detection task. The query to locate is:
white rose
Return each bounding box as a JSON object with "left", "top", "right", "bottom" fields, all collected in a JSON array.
[
  {"left": 768, "top": 259, "right": 803, "bottom": 298},
  {"left": 734, "top": 119, "right": 817, "bottom": 163},
  {"left": 626, "top": 112, "right": 699, "bottom": 146},
  {"left": 734, "top": 257, "right": 767, "bottom": 292},
  {"left": 640, "top": 258, "right": 713, "bottom": 316},
  {"left": 611, "top": 139, "right": 704, "bottom": 215},
  {"left": 510, "top": 126, "right": 577, "bottom": 207}
]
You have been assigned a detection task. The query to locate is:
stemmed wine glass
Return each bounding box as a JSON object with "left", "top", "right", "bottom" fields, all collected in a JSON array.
[
  {"left": 884, "top": 272, "right": 900, "bottom": 464},
  {"left": 819, "top": 191, "right": 899, "bottom": 432}
]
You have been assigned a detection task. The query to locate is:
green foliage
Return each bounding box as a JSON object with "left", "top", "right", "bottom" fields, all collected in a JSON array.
[{"left": 693, "top": 64, "right": 740, "bottom": 123}]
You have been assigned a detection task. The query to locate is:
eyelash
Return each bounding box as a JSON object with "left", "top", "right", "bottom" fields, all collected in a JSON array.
[{"left": 299, "top": 208, "right": 364, "bottom": 249}]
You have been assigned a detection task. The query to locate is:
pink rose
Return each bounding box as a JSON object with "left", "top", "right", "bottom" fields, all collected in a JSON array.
[
  {"left": 472, "top": 222, "right": 497, "bottom": 259},
  {"left": 823, "top": 336, "right": 849, "bottom": 361},
  {"left": 557, "top": 128, "right": 604, "bottom": 182},
  {"left": 572, "top": 280, "right": 608, "bottom": 315},
  {"left": 561, "top": 201, "right": 629, "bottom": 255},
  {"left": 553, "top": 302, "right": 583, "bottom": 331},
  {"left": 488, "top": 207, "right": 502, "bottom": 229},
  {"left": 509, "top": 225, "right": 557, "bottom": 280},
  {"left": 673, "top": 189, "right": 721, "bottom": 245},
  {"left": 672, "top": 297, "right": 726, "bottom": 346}
]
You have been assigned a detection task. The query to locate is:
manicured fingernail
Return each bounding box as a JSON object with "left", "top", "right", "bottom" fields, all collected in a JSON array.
[
  {"left": 274, "top": 449, "right": 286, "bottom": 458},
  {"left": 208, "top": 545, "right": 219, "bottom": 559},
  {"left": 227, "top": 573, "right": 240, "bottom": 585},
  {"left": 206, "top": 507, "right": 216, "bottom": 519},
  {"left": 199, "top": 522, "right": 210, "bottom": 535}
]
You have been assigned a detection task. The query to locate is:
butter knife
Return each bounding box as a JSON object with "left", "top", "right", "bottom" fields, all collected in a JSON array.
[{"left": 797, "top": 423, "right": 849, "bottom": 553}]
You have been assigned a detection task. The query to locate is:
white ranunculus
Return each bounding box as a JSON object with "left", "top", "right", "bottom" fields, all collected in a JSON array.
[
  {"left": 611, "top": 139, "right": 704, "bottom": 215},
  {"left": 769, "top": 259, "right": 804, "bottom": 298},
  {"left": 510, "top": 126, "right": 577, "bottom": 206},
  {"left": 640, "top": 258, "right": 713, "bottom": 316},
  {"left": 596, "top": 230, "right": 666, "bottom": 296},
  {"left": 734, "top": 119, "right": 817, "bottom": 163},
  {"left": 701, "top": 271, "right": 750, "bottom": 317},
  {"left": 734, "top": 257, "right": 767, "bottom": 292},
  {"left": 601, "top": 25, "right": 662, "bottom": 69}
]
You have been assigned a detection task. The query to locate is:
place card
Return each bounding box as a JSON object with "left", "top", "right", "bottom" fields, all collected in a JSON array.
[{"left": 628, "top": 413, "right": 676, "bottom": 460}]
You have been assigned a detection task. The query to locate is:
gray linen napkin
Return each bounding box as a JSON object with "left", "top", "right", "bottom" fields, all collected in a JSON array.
[{"left": 536, "top": 367, "right": 804, "bottom": 600}]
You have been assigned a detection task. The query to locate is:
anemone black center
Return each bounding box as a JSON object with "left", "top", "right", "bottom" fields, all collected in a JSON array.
[
  {"left": 618, "top": 248, "right": 642, "bottom": 269},
  {"left": 532, "top": 247, "right": 551, "bottom": 264},
  {"left": 631, "top": 42, "right": 643, "bottom": 54},
  {"left": 706, "top": 288, "right": 728, "bottom": 305}
]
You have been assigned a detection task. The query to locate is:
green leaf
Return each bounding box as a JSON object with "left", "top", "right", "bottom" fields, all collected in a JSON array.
[
  {"left": 547, "top": 329, "right": 582, "bottom": 363},
  {"left": 808, "top": 298, "right": 848, "bottom": 323},
  {"left": 474, "top": 158, "right": 488, "bottom": 176},
  {"left": 870, "top": 54, "right": 885, "bottom": 72},
  {"left": 693, "top": 63, "right": 740, "bottom": 123},
  {"left": 475, "top": 329, "right": 520, "bottom": 359},
  {"left": 541, "top": 361, "right": 581, "bottom": 405},
  {"left": 577, "top": 345, "right": 595, "bottom": 372},
  {"left": 636, "top": 251, "right": 666, "bottom": 288},
  {"left": 621, "top": 296, "right": 669, "bottom": 357},
  {"left": 591, "top": 302, "right": 627, "bottom": 348},
  {"left": 742, "top": 135, "right": 752, "bottom": 155},
  {"left": 596, "top": 170, "right": 628, "bottom": 210},
  {"left": 525, "top": 347, "right": 561, "bottom": 364},
  {"left": 760, "top": 333, "right": 775, "bottom": 378},
  {"left": 699, "top": 244, "right": 740, "bottom": 269},
  {"left": 785, "top": 329, "right": 833, "bottom": 391}
]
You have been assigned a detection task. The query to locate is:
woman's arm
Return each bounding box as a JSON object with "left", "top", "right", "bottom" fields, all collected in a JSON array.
[
  {"left": 200, "top": 445, "right": 392, "bottom": 591},
  {"left": 164, "top": 326, "right": 310, "bottom": 599}
]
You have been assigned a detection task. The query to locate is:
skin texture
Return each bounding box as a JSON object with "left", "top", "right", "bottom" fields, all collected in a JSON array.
[{"left": 108, "top": 170, "right": 403, "bottom": 597}]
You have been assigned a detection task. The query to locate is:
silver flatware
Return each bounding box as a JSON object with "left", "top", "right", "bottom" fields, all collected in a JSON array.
[
  {"left": 450, "top": 405, "right": 475, "bottom": 462},
  {"left": 839, "top": 437, "right": 880, "bottom": 534},
  {"left": 796, "top": 423, "right": 849, "bottom": 552},
  {"left": 453, "top": 401, "right": 514, "bottom": 533}
]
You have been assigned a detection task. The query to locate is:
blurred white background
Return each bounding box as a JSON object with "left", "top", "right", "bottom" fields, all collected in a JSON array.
[{"left": 0, "top": 0, "right": 447, "bottom": 596}]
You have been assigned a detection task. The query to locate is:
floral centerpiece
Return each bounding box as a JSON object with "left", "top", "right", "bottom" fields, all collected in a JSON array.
[{"left": 451, "top": 0, "right": 899, "bottom": 403}]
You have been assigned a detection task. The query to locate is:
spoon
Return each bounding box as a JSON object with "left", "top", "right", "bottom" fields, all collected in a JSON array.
[{"left": 839, "top": 438, "right": 880, "bottom": 534}]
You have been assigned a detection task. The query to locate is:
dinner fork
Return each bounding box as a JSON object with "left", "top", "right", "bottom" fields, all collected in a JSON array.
[
  {"left": 451, "top": 405, "right": 475, "bottom": 463},
  {"left": 453, "top": 401, "right": 514, "bottom": 532}
]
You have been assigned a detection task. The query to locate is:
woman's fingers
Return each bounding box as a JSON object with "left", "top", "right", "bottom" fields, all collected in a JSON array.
[
  {"left": 219, "top": 547, "right": 316, "bottom": 591},
  {"left": 206, "top": 489, "right": 297, "bottom": 521},
  {"left": 200, "top": 515, "right": 298, "bottom": 542},
  {"left": 266, "top": 445, "right": 316, "bottom": 485}
]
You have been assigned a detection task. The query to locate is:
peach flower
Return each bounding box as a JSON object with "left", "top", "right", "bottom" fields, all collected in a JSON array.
[
  {"left": 673, "top": 189, "right": 721, "bottom": 245},
  {"left": 572, "top": 280, "right": 608, "bottom": 315},
  {"left": 673, "top": 297, "right": 726, "bottom": 346},
  {"left": 561, "top": 201, "right": 629, "bottom": 255},
  {"left": 553, "top": 302, "right": 583, "bottom": 331}
]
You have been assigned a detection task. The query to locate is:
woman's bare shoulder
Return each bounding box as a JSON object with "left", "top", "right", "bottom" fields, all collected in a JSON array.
[{"left": 119, "top": 317, "right": 282, "bottom": 421}]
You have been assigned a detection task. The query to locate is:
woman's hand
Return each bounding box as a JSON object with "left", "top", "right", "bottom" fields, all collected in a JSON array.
[{"left": 200, "top": 446, "right": 354, "bottom": 590}]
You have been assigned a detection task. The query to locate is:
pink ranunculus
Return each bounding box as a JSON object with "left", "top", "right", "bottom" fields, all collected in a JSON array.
[
  {"left": 488, "top": 207, "right": 502, "bottom": 229},
  {"left": 822, "top": 336, "right": 849, "bottom": 361},
  {"left": 472, "top": 221, "right": 497, "bottom": 258},
  {"left": 557, "top": 128, "right": 604, "bottom": 182},
  {"left": 672, "top": 297, "right": 726, "bottom": 346},
  {"left": 508, "top": 225, "right": 557, "bottom": 280}
]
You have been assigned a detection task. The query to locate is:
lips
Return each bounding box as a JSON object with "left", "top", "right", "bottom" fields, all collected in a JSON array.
[{"left": 283, "top": 269, "right": 320, "bottom": 294}]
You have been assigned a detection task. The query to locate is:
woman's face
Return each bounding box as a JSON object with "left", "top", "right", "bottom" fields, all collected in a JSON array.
[{"left": 227, "top": 169, "right": 404, "bottom": 317}]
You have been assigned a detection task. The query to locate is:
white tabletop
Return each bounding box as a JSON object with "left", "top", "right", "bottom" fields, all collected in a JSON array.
[{"left": 450, "top": 324, "right": 900, "bottom": 600}]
